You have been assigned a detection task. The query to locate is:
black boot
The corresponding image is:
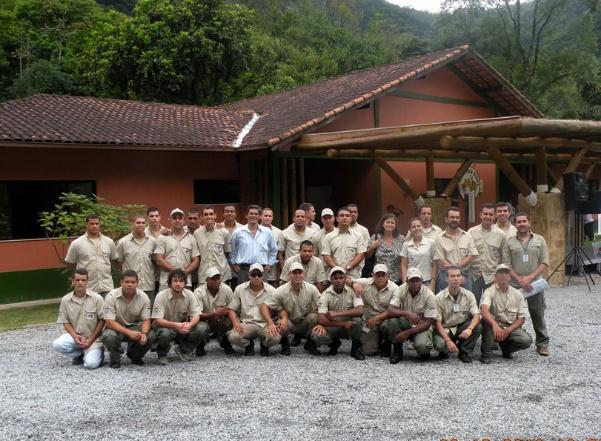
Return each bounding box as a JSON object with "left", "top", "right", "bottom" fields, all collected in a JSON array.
[
  {"left": 244, "top": 340, "right": 255, "bottom": 356},
  {"left": 290, "top": 334, "right": 302, "bottom": 347},
  {"left": 304, "top": 338, "right": 319, "bottom": 355},
  {"left": 389, "top": 343, "right": 403, "bottom": 364},
  {"left": 379, "top": 339, "right": 391, "bottom": 357},
  {"left": 260, "top": 342, "right": 270, "bottom": 357},
  {"left": 281, "top": 337, "right": 291, "bottom": 356},
  {"left": 327, "top": 339, "right": 341, "bottom": 356},
  {"left": 351, "top": 340, "right": 366, "bottom": 360},
  {"left": 220, "top": 337, "right": 235, "bottom": 355},
  {"left": 195, "top": 343, "right": 206, "bottom": 357}
]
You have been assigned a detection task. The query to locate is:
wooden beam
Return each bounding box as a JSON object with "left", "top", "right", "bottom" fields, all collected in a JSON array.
[
  {"left": 535, "top": 147, "right": 548, "bottom": 192},
  {"left": 426, "top": 154, "right": 435, "bottom": 196},
  {"left": 585, "top": 162, "right": 597, "bottom": 181},
  {"left": 554, "top": 146, "right": 590, "bottom": 191},
  {"left": 486, "top": 146, "right": 532, "bottom": 196},
  {"left": 442, "top": 159, "right": 473, "bottom": 197},
  {"left": 546, "top": 164, "right": 558, "bottom": 185},
  {"left": 375, "top": 157, "right": 419, "bottom": 200}
]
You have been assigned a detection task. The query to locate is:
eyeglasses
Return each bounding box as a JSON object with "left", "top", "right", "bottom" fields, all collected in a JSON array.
[{"left": 249, "top": 273, "right": 263, "bottom": 278}]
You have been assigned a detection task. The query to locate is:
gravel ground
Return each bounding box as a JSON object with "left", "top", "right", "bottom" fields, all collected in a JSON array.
[{"left": 1, "top": 280, "right": 600, "bottom": 441}]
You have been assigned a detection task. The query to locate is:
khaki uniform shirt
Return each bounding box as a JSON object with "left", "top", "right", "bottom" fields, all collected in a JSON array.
[
  {"left": 265, "top": 281, "right": 320, "bottom": 322},
  {"left": 317, "top": 285, "right": 363, "bottom": 314},
  {"left": 280, "top": 225, "right": 320, "bottom": 259},
  {"left": 390, "top": 284, "right": 438, "bottom": 319},
  {"left": 155, "top": 232, "right": 200, "bottom": 286},
  {"left": 504, "top": 232, "right": 549, "bottom": 288},
  {"left": 433, "top": 229, "right": 478, "bottom": 270},
  {"left": 151, "top": 288, "right": 201, "bottom": 322},
  {"left": 263, "top": 225, "right": 283, "bottom": 281},
  {"left": 405, "top": 224, "right": 442, "bottom": 241},
  {"left": 57, "top": 290, "right": 104, "bottom": 337},
  {"left": 193, "top": 283, "right": 234, "bottom": 313},
  {"left": 280, "top": 254, "right": 327, "bottom": 284},
  {"left": 401, "top": 237, "right": 436, "bottom": 281},
  {"left": 468, "top": 224, "right": 508, "bottom": 283},
  {"left": 194, "top": 226, "right": 232, "bottom": 282},
  {"left": 321, "top": 228, "right": 367, "bottom": 278},
  {"left": 354, "top": 278, "right": 399, "bottom": 319},
  {"left": 103, "top": 288, "right": 151, "bottom": 326},
  {"left": 435, "top": 287, "right": 479, "bottom": 334},
  {"left": 115, "top": 233, "right": 156, "bottom": 291},
  {"left": 496, "top": 223, "right": 518, "bottom": 238},
  {"left": 145, "top": 225, "right": 165, "bottom": 282},
  {"left": 350, "top": 223, "right": 370, "bottom": 273},
  {"left": 229, "top": 282, "right": 276, "bottom": 327},
  {"left": 65, "top": 233, "right": 116, "bottom": 293},
  {"left": 307, "top": 222, "right": 321, "bottom": 232},
  {"left": 317, "top": 227, "right": 337, "bottom": 265},
  {"left": 480, "top": 284, "right": 528, "bottom": 327}
]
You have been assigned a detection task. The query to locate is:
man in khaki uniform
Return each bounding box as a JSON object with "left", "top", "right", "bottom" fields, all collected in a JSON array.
[
  {"left": 322, "top": 207, "right": 367, "bottom": 279},
  {"left": 155, "top": 208, "right": 200, "bottom": 291},
  {"left": 279, "top": 209, "right": 320, "bottom": 267},
  {"left": 145, "top": 207, "right": 167, "bottom": 292},
  {"left": 261, "top": 262, "right": 320, "bottom": 355},
  {"left": 227, "top": 263, "right": 280, "bottom": 356},
  {"left": 385, "top": 267, "right": 437, "bottom": 363},
  {"left": 310, "top": 266, "right": 365, "bottom": 360},
  {"left": 434, "top": 266, "right": 482, "bottom": 363},
  {"left": 152, "top": 269, "right": 204, "bottom": 365},
  {"left": 260, "top": 207, "right": 284, "bottom": 286},
  {"left": 405, "top": 205, "right": 443, "bottom": 240},
  {"left": 115, "top": 215, "right": 156, "bottom": 303},
  {"left": 299, "top": 202, "right": 320, "bottom": 232},
  {"left": 495, "top": 202, "right": 518, "bottom": 237},
  {"left": 350, "top": 263, "right": 399, "bottom": 356},
  {"left": 101, "top": 270, "right": 155, "bottom": 368},
  {"left": 434, "top": 206, "right": 478, "bottom": 292},
  {"left": 347, "top": 204, "right": 370, "bottom": 276},
  {"left": 194, "top": 206, "right": 232, "bottom": 284},
  {"left": 480, "top": 264, "right": 532, "bottom": 363},
  {"left": 504, "top": 212, "right": 550, "bottom": 356},
  {"left": 468, "top": 203, "right": 508, "bottom": 304},
  {"left": 281, "top": 240, "right": 327, "bottom": 292},
  {"left": 193, "top": 267, "right": 235, "bottom": 356},
  {"left": 64, "top": 214, "right": 116, "bottom": 296},
  {"left": 52, "top": 269, "right": 105, "bottom": 369},
  {"left": 317, "top": 208, "right": 337, "bottom": 267}
]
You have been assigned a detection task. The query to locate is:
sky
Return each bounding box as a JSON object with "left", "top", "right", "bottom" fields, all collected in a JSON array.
[{"left": 386, "top": 0, "right": 444, "bottom": 13}]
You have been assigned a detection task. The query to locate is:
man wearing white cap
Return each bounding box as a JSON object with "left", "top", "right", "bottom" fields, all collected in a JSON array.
[
  {"left": 385, "top": 267, "right": 437, "bottom": 363},
  {"left": 193, "top": 267, "right": 235, "bottom": 356},
  {"left": 317, "top": 208, "right": 337, "bottom": 268},
  {"left": 479, "top": 263, "right": 532, "bottom": 363},
  {"left": 280, "top": 240, "right": 327, "bottom": 292},
  {"left": 261, "top": 262, "right": 320, "bottom": 355},
  {"left": 433, "top": 266, "right": 482, "bottom": 363},
  {"left": 310, "top": 266, "right": 365, "bottom": 360},
  {"left": 350, "top": 263, "right": 399, "bottom": 356},
  {"left": 227, "top": 263, "right": 280, "bottom": 356},
  {"left": 154, "top": 208, "right": 200, "bottom": 291}
]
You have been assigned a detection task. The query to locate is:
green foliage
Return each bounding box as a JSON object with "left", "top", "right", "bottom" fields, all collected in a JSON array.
[
  {"left": 8, "top": 59, "right": 77, "bottom": 97},
  {"left": 39, "top": 192, "right": 144, "bottom": 245}
]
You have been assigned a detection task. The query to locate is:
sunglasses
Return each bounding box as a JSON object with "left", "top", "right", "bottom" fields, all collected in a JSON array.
[{"left": 249, "top": 272, "right": 263, "bottom": 278}]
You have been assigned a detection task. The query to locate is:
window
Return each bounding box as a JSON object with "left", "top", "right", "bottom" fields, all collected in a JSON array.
[
  {"left": 193, "top": 180, "right": 240, "bottom": 204},
  {"left": 0, "top": 181, "right": 95, "bottom": 240}
]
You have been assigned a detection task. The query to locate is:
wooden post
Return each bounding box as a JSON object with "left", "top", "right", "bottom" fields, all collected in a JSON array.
[
  {"left": 262, "top": 159, "right": 269, "bottom": 208},
  {"left": 290, "top": 158, "right": 297, "bottom": 211},
  {"left": 553, "top": 146, "right": 590, "bottom": 191},
  {"left": 442, "top": 159, "right": 473, "bottom": 197},
  {"left": 585, "top": 162, "right": 597, "bottom": 181},
  {"left": 281, "top": 158, "right": 289, "bottom": 225},
  {"left": 546, "top": 164, "right": 558, "bottom": 185},
  {"left": 299, "top": 158, "right": 306, "bottom": 203},
  {"left": 486, "top": 146, "right": 532, "bottom": 196},
  {"left": 375, "top": 157, "right": 419, "bottom": 200},
  {"left": 426, "top": 154, "right": 435, "bottom": 197},
  {"left": 271, "top": 152, "right": 282, "bottom": 226},
  {"left": 535, "top": 147, "right": 548, "bottom": 192}
]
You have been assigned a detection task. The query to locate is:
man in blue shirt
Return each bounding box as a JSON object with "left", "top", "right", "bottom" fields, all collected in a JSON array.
[{"left": 229, "top": 204, "right": 278, "bottom": 286}]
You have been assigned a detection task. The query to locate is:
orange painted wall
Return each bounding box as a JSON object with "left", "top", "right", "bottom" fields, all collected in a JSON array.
[{"left": 0, "top": 147, "right": 241, "bottom": 272}]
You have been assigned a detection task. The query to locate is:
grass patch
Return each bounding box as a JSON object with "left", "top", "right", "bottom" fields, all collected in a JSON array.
[
  {"left": 0, "top": 268, "right": 70, "bottom": 304},
  {"left": 0, "top": 304, "right": 59, "bottom": 332}
]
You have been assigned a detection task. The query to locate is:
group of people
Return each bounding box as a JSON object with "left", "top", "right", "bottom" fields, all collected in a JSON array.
[{"left": 53, "top": 200, "right": 550, "bottom": 368}]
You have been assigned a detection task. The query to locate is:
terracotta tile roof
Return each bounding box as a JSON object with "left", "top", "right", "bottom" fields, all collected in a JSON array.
[
  {"left": 0, "top": 94, "right": 258, "bottom": 150},
  {"left": 223, "top": 45, "right": 542, "bottom": 148}
]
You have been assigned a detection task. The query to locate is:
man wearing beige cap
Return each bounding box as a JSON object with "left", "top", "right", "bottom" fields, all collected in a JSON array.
[
  {"left": 261, "top": 262, "right": 320, "bottom": 355},
  {"left": 385, "top": 267, "right": 437, "bottom": 363},
  {"left": 227, "top": 263, "right": 280, "bottom": 356},
  {"left": 317, "top": 208, "right": 337, "bottom": 267},
  {"left": 479, "top": 263, "right": 532, "bottom": 364},
  {"left": 433, "top": 266, "right": 482, "bottom": 363},
  {"left": 280, "top": 240, "right": 327, "bottom": 292},
  {"left": 193, "top": 267, "right": 235, "bottom": 356},
  {"left": 350, "top": 263, "right": 399, "bottom": 357},
  {"left": 154, "top": 208, "right": 200, "bottom": 291},
  {"left": 310, "top": 266, "right": 365, "bottom": 360}
]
